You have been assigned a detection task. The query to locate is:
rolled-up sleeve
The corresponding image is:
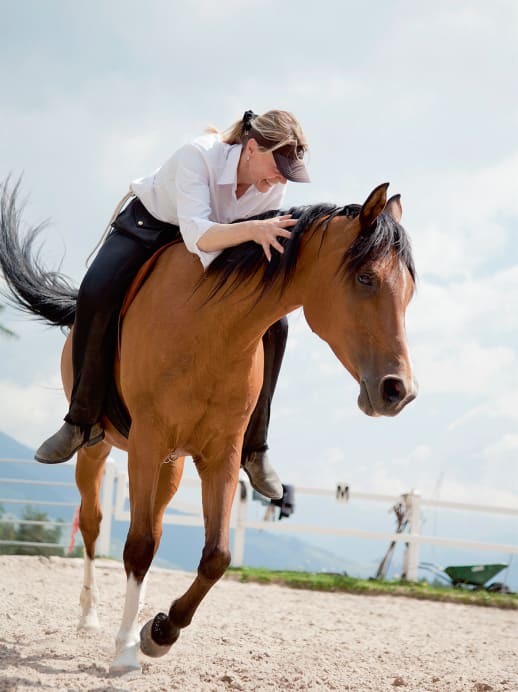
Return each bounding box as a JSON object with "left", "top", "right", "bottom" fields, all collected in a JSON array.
[{"left": 174, "top": 144, "right": 221, "bottom": 269}]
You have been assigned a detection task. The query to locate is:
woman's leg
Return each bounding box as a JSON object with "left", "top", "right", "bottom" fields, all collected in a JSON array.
[
  {"left": 35, "top": 230, "right": 158, "bottom": 463},
  {"left": 241, "top": 317, "right": 288, "bottom": 499},
  {"left": 67, "top": 231, "right": 155, "bottom": 425}
]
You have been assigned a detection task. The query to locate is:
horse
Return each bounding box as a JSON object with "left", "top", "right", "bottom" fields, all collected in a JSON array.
[{"left": 0, "top": 180, "right": 417, "bottom": 673}]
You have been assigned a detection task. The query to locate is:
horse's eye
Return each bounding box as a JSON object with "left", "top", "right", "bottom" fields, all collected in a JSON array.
[{"left": 357, "top": 272, "right": 375, "bottom": 287}]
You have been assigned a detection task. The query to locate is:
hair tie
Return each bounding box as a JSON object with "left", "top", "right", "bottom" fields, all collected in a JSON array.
[{"left": 242, "top": 110, "right": 257, "bottom": 132}]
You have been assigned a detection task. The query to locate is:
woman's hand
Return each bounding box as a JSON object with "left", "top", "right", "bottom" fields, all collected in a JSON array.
[
  {"left": 248, "top": 215, "right": 298, "bottom": 261},
  {"left": 196, "top": 215, "right": 298, "bottom": 259}
]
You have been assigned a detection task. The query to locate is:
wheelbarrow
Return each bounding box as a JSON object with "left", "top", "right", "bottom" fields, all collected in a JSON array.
[{"left": 420, "top": 562, "right": 509, "bottom": 591}]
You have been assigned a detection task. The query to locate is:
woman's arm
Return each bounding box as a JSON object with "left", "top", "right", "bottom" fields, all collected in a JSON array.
[
  {"left": 197, "top": 215, "right": 298, "bottom": 262},
  {"left": 175, "top": 143, "right": 297, "bottom": 265}
]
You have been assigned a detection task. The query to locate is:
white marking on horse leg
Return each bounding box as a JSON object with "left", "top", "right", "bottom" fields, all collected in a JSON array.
[
  {"left": 77, "top": 551, "right": 100, "bottom": 631},
  {"left": 110, "top": 574, "right": 143, "bottom": 674},
  {"left": 139, "top": 572, "right": 149, "bottom": 609}
]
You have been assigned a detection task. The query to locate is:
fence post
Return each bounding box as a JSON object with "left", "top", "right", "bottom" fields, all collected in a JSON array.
[
  {"left": 402, "top": 490, "right": 421, "bottom": 581},
  {"left": 231, "top": 481, "right": 247, "bottom": 567},
  {"left": 97, "top": 458, "right": 116, "bottom": 557}
]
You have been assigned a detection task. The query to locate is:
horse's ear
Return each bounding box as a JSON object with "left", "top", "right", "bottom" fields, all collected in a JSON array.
[
  {"left": 359, "top": 183, "right": 389, "bottom": 230},
  {"left": 385, "top": 194, "right": 402, "bottom": 224}
]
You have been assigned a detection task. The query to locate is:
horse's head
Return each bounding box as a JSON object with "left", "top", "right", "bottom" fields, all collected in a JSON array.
[{"left": 302, "top": 183, "right": 417, "bottom": 417}]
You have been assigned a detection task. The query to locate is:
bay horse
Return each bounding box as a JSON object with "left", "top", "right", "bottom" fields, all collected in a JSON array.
[{"left": 0, "top": 181, "right": 417, "bottom": 673}]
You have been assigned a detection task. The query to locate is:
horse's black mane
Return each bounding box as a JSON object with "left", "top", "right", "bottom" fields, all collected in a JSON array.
[{"left": 205, "top": 201, "right": 415, "bottom": 300}]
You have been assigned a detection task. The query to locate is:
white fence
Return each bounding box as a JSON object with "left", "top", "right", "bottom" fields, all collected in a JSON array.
[
  {"left": 2, "top": 457, "right": 518, "bottom": 581},
  {"left": 0, "top": 458, "right": 78, "bottom": 550}
]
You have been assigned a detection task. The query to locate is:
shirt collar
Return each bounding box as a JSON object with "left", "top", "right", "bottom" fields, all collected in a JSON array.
[{"left": 217, "top": 144, "right": 242, "bottom": 185}]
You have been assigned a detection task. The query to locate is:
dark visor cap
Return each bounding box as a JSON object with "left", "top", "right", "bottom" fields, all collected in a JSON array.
[
  {"left": 273, "top": 149, "right": 311, "bottom": 183},
  {"left": 249, "top": 130, "right": 310, "bottom": 183}
]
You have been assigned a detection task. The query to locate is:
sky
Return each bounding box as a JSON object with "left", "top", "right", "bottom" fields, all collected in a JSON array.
[{"left": 1, "top": 0, "right": 518, "bottom": 532}]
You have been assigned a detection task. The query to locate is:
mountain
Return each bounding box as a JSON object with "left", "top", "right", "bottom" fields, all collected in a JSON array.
[
  {"left": 0, "top": 431, "right": 34, "bottom": 459},
  {"left": 2, "top": 430, "right": 516, "bottom": 590},
  {"left": 0, "top": 430, "right": 353, "bottom": 574},
  {"left": 0, "top": 431, "right": 80, "bottom": 517},
  {"left": 108, "top": 521, "right": 354, "bottom": 574}
]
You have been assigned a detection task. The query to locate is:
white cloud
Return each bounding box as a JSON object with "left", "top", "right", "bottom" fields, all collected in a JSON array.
[
  {"left": 430, "top": 478, "right": 518, "bottom": 508},
  {"left": 449, "top": 388, "right": 518, "bottom": 430},
  {"left": 410, "top": 265, "right": 518, "bottom": 339},
  {"left": 0, "top": 1, "right": 517, "bottom": 516},
  {"left": 413, "top": 341, "right": 516, "bottom": 396},
  {"left": 403, "top": 444, "right": 432, "bottom": 465},
  {"left": 481, "top": 434, "right": 518, "bottom": 459},
  {"left": 407, "top": 150, "right": 518, "bottom": 280},
  {"left": 0, "top": 377, "right": 66, "bottom": 450}
]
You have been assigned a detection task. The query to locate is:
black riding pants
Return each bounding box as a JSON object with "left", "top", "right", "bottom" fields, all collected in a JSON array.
[
  {"left": 66, "top": 227, "right": 166, "bottom": 426},
  {"left": 67, "top": 214, "right": 288, "bottom": 459}
]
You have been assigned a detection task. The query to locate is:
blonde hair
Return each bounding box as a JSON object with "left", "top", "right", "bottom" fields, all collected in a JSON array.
[{"left": 207, "top": 110, "right": 308, "bottom": 154}]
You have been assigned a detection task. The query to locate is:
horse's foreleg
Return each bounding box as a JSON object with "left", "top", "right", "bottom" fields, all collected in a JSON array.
[
  {"left": 140, "top": 454, "right": 239, "bottom": 659},
  {"left": 75, "top": 439, "right": 112, "bottom": 631},
  {"left": 110, "top": 440, "right": 184, "bottom": 674}
]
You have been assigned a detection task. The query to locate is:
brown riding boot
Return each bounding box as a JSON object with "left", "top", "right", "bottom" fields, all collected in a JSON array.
[
  {"left": 35, "top": 421, "right": 105, "bottom": 464},
  {"left": 242, "top": 450, "right": 283, "bottom": 500}
]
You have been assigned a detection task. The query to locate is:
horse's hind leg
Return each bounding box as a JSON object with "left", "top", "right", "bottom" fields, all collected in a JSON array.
[
  {"left": 75, "top": 439, "right": 112, "bottom": 631},
  {"left": 140, "top": 452, "right": 240, "bottom": 659},
  {"left": 110, "top": 436, "right": 184, "bottom": 674}
]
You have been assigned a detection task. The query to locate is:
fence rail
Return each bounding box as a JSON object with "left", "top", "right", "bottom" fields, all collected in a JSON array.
[
  {"left": 0, "top": 458, "right": 77, "bottom": 551},
  {"left": 1, "top": 457, "right": 517, "bottom": 581}
]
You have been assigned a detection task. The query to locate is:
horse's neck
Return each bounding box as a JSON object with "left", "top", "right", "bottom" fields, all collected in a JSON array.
[
  {"left": 205, "top": 279, "right": 302, "bottom": 353},
  {"left": 200, "top": 235, "right": 323, "bottom": 350},
  {"left": 226, "top": 216, "right": 354, "bottom": 347},
  {"left": 154, "top": 225, "right": 335, "bottom": 354}
]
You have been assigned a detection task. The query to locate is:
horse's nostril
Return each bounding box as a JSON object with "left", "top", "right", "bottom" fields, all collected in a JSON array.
[{"left": 381, "top": 377, "right": 405, "bottom": 404}]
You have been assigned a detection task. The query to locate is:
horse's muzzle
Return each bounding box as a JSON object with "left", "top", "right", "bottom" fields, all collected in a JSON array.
[{"left": 358, "top": 374, "right": 417, "bottom": 417}]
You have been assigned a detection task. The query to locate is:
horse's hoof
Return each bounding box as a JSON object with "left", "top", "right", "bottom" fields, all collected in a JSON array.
[
  {"left": 110, "top": 644, "right": 141, "bottom": 675},
  {"left": 109, "top": 662, "right": 142, "bottom": 676},
  {"left": 77, "top": 612, "right": 100, "bottom": 631},
  {"left": 140, "top": 618, "right": 175, "bottom": 658}
]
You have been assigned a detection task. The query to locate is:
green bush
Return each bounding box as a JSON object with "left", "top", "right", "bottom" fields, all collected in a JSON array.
[{"left": 0, "top": 504, "right": 66, "bottom": 556}]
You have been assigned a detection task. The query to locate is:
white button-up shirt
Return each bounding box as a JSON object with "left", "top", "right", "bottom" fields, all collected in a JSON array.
[{"left": 131, "top": 133, "right": 286, "bottom": 269}]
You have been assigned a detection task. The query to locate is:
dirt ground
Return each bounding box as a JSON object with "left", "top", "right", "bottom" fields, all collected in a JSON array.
[{"left": 0, "top": 556, "right": 516, "bottom": 691}]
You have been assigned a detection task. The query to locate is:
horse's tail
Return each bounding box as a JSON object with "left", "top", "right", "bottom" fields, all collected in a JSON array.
[{"left": 0, "top": 179, "right": 77, "bottom": 328}]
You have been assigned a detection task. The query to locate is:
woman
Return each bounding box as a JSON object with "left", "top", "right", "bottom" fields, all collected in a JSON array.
[{"left": 35, "top": 109, "right": 310, "bottom": 500}]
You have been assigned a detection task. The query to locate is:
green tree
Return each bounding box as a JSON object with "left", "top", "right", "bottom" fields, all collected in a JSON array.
[
  {"left": 0, "top": 505, "right": 65, "bottom": 556},
  {"left": 0, "top": 303, "right": 16, "bottom": 338},
  {"left": 0, "top": 503, "right": 16, "bottom": 546}
]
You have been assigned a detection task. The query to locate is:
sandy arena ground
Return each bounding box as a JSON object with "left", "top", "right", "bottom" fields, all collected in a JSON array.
[{"left": 0, "top": 556, "right": 516, "bottom": 691}]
